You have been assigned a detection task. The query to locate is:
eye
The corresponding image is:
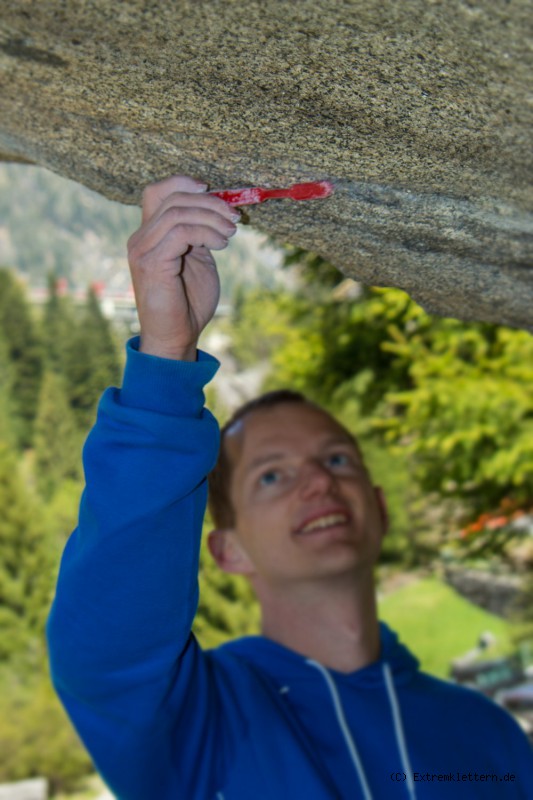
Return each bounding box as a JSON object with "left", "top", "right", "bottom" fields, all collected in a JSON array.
[
  {"left": 326, "top": 452, "right": 350, "bottom": 467},
  {"left": 258, "top": 469, "right": 280, "bottom": 486}
]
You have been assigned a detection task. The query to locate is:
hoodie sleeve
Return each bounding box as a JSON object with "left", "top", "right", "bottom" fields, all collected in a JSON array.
[{"left": 46, "top": 336, "right": 224, "bottom": 799}]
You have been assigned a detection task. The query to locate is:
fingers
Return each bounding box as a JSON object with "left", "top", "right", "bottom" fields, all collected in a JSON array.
[
  {"left": 141, "top": 174, "right": 208, "bottom": 223},
  {"left": 136, "top": 206, "right": 237, "bottom": 254},
  {"left": 146, "top": 224, "right": 231, "bottom": 269},
  {"left": 129, "top": 174, "right": 241, "bottom": 271},
  {"left": 141, "top": 174, "right": 241, "bottom": 225},
  {"left": 128, "top": 209, "right": 236, "bottom": 268},
  {"left": 128, "top": 175, "right": 229, "bottom": 361},
  {"left": 156, "top": 190, "right": 240, "bottom": 223}
]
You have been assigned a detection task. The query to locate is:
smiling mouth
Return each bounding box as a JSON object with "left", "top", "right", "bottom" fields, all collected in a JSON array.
[{"left": 295, "top": 513, "right": 351, "bottom": 536}]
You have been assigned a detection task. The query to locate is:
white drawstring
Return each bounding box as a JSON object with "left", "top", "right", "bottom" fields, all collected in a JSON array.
[
  {"left": 382, "top": 662, "right": 417, "bottom": 800},
  {"left": 305, "top": 659, "right": 417, "bottom": 800},
  {"left": 306, "top": 658, "right": 374, "bottom": 800}
]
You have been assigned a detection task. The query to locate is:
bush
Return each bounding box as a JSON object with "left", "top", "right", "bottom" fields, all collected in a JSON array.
[{"left": 0, "top": 670, "right": 93, "bottom": 795}]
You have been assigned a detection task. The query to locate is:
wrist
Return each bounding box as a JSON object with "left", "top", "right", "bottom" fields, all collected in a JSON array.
[
  {"left": 121, "top": 336, "right": 220, "bottom": 415},
  {"left": 139, "top": 335, "right": 198, "bottom": 362}
]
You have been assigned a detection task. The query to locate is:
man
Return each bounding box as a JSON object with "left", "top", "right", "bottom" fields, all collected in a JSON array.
[{"left": 47, "top": 175, "right": 533, "bottom": 799}]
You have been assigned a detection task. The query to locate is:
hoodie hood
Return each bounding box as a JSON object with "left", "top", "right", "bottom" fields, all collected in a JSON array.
[
  {"left": 218, "top": 620, "right": 420, "bottom": 687},
  {"left": 217, "top": 621, "right": 420, "bottom": 800}
]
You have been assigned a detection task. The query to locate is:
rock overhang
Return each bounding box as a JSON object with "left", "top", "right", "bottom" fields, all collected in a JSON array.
[{"left": 0, "top": 0, "right": 531, "bottom": 328}]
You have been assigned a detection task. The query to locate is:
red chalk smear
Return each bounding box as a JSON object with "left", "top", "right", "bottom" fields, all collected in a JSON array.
[{"left": 211, "top": 181, "right": 334, "bottom": 207}]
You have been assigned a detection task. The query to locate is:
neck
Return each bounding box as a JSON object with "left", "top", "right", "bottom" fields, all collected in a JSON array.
[{"left": 256, "top": 570, "right": 381, "bottom": 674}]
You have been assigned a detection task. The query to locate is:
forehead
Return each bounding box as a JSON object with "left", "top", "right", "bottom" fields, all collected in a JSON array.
[{"left": 225, "top": 403, "right": 357, "bottom": 473}]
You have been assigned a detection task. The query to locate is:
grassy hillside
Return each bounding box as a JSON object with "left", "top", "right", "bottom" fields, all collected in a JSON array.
[{"left": 378, "top": 575, "right": 514, "bottom": 679}]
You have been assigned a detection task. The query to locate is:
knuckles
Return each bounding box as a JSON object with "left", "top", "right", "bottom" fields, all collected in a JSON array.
[
  {"left": 128, "top": 188, "right": 232, "bottom": 268},
  {"left": 161, "top": 205, "right": 188, "bottom": 225},
  {"left": 126, "top": 234, "right": 140, "bottom": 264}
]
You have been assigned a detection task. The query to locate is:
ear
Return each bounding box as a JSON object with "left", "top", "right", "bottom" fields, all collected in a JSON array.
[
  {"left": 374, "top": 486, "right": 389, "bottom": 539},
  {"left": 207, "top": 528, "right": 256, "bottom": 576}
]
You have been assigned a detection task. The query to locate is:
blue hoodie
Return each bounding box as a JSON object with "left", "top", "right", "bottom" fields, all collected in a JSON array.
[{"left": 47, "top": 337, "right": 533, "bottom": 800}]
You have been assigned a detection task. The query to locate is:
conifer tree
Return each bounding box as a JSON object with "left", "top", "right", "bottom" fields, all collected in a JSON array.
[
  {"left": 63, "top": 285, "right": 122, "bottom": 429},
  {"left": 0, "top": 333, "right": 16, "bottom": 449},
  {"left": 0, "top": 444, "right": 54, "bottom": 664},
  {"left": 0, "top": 269, "right": 43, "bottom": 447},
  {"left": 83, "top": 284, "right": 122, "bottom": 390},
  {"left": 33, "top": 371, "right": 82, "bottom": 500},
  {"left": 40, "top": 271, "right": 78, "bottom": 377}
]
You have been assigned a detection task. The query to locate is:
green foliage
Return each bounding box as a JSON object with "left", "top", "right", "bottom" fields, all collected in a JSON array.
[
  {"left": 232, "top": 283, "right": 414, "bottom": 419},
  {"left": 511, "top": 571, "right": 533, "bottom": 655},
  {"left": 39, "top": 272, "right": 79, "bottom": 377},
  {"left": 0, "top": 267, "right": 126, "bottom": 790},
  {"left": 0, "top": 447, "right": 91, "bottom": 793},
  {"left": 0, "top": 670, "right": 93, "bottom": 794},
  {"left": 378, "top": 320, "right": 533, "bottom": 516},
  {"left": 0, "top": 444, "right": 55, "bottom": 664},
  {"left": 228, "top": 285, "right": 297, "bottom": 370},
  {"left": 33, "top": 372, "right": 83, "bottom": 500},
  {"left": 0, "top": 333, "right": 17, "bottom": 449},
  {"left": 194, "top": 514, "right": 261, "bottom": 649},
  {"left": 353, "top": 437, "right": 425, "bottom": 565},
  {"left": 62, "top": 286, "right": 122, "bottom": 429},
  {"left": 0, "top": 268, "right": 43, "bottom": 446},
  {"left": 42, "top": 478, "right": 85, "bottom": 554}
]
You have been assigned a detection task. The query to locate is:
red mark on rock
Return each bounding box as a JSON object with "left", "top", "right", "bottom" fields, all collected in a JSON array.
[{"left": 211, "top": 180, "right": 334, "bottom": 207}]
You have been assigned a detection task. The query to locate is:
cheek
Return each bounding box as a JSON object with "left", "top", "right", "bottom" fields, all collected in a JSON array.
[
  {"left": 240, "top": 497, "right": 278, "bottom": 538},
  {"left": 241, "top": 487, "right": 286, "bottom": 514},
  {"left": 238, "top": 503, "right": 290, "bottom": 557}
]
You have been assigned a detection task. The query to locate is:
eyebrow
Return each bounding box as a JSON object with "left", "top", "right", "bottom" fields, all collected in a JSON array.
[
  {"left": 245, "top": 436, "right": 358, "bottom": 474},
  {"left": 248, "top": 453, "right": 287, "bottom": 469}
]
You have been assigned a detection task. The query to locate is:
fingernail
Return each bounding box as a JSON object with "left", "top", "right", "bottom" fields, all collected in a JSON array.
[{"left": 230, "top": 212, "right": 241, "bottom": 223}]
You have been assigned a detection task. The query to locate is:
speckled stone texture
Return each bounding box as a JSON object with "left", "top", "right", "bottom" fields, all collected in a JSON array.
[{"left": 1, "top": 1, "right": 531, "bottom": 328}]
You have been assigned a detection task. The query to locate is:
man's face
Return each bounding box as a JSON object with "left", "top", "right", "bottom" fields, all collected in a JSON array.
[{"left": 217, "top": 402, "right": 388, "bottom": 589}]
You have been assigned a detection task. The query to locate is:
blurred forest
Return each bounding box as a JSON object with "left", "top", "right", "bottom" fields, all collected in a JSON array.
[
  {"left": 0, "top": 163, "right": 292, "bottom": 303},
  {"left": 0, "top": 166, "right": 532, "bottom": 795}
]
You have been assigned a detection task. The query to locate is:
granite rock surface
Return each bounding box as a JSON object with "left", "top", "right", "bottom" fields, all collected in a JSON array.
[{"left": 1, "top": 0, "right": 531, "bottom": 328}]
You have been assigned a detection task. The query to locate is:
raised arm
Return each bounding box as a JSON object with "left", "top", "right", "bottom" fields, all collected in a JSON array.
[{"left": 46, "top": 175, "right": 239, "bottom": 799}]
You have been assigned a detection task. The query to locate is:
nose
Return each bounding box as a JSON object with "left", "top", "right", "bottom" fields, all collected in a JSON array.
[{"left": 298, "top": 458, "right": 335, "bottom": 496}]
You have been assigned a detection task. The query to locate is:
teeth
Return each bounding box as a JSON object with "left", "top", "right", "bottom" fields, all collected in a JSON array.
[{"left": 299, "top": 514, "right": 348, "bottom": 533}]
